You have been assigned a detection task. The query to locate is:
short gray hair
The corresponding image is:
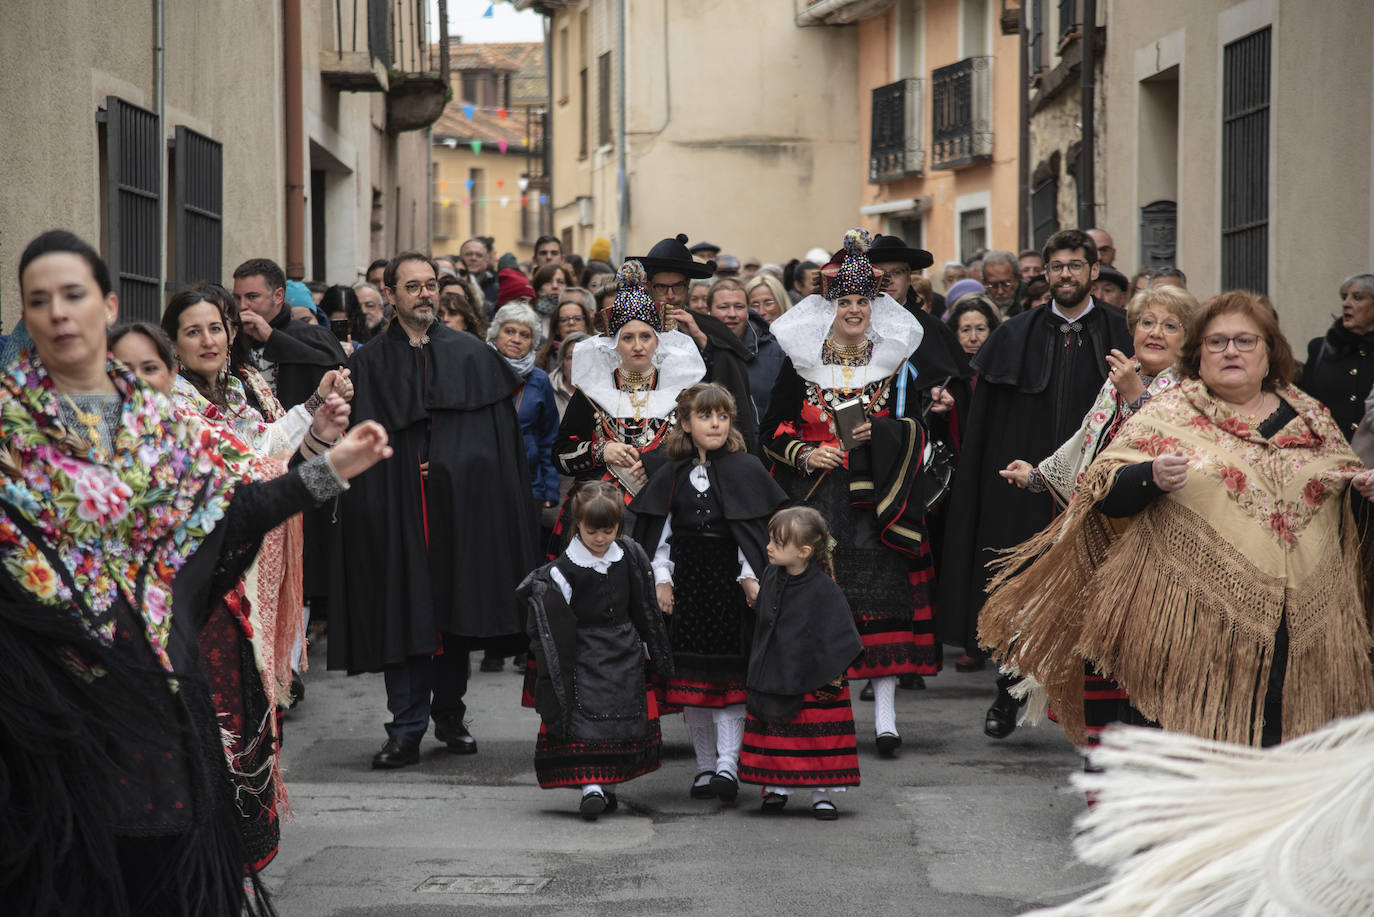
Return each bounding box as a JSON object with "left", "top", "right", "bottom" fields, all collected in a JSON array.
[
  {"left": 982, "top": 250, "right": 1017, "bottom": 272},
  {"left": 487, "top": 302, "right": 541, "bottom": 342},
  {"left": 1340, "top": 273, "right": 1374, "bottom": 299},
  {"left": 561, "top": 286, "right": 596, "bottom": 314}
]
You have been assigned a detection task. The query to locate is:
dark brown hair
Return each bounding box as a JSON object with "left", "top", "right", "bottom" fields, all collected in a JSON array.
[
  {"left": 1178, "top": 290, "right": 1297, "bottom": 391},
  {"left": 108, "top": 322, "right": 175, "bottom": 372},
  {"left": 569, "top": 481, "right": 624, "bottom": 536},
  {"left": 768, "top": 506, "right": 834, "bottom": 577},
  {"left": 664, "top": 383, "right": 747, "bottom": 458}
]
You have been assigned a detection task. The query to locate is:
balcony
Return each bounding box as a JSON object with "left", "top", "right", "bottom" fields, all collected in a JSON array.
[
  {"left": 931, "top": 56, "right": 993, "bottom": 170},
  {"left": 869, "top": 78, "right": 924, "bottom": 183}
]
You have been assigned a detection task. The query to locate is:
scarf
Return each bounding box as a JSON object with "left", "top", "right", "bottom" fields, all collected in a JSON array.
[
  {"left": 0, "top": 350, "right": 240, "bottom": 673},
  {"left": 1037, "top": 368, "right": 1177, "bottom": 504},
  {"left": 492, "top": 342, "right": 537, "bottom": 380},
  {"left": 980, "top": 379, "right": 1374, "bottom": 747}
]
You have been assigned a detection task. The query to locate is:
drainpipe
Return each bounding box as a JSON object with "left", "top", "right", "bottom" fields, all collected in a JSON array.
[
  {"left": 616, "top": 0, "right": 627, "bottom": 261},
  {"left": 155, "top": 0, "right": 166, "bottom": 289},
  {"left": 1017, "top": 1, "right": 1030, "bottom": 251},
  {"left": 1077, "top": 0, "right": 1096, "bottom": 230},
  {"left": 284, "top": 0, "right": 306, "bottom": 279}
]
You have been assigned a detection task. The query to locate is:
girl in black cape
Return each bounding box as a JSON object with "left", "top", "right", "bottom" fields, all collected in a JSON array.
[
  {"left": 630, "top": 383, "right": 787, "bottom": 803},
  {"left": 518, "top": 482, "right": 674, "bottom": 821},
  {"left": 740, "top": 507, "right": 863, "bottom": 820}
]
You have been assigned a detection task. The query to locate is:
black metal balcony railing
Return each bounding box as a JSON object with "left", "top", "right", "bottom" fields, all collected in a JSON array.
[
  {"left": 869, "top": 78, "right": 924, "bottom": 183},
  {"left": 931, "top": 56, "right": 993, "bottom": 170}
]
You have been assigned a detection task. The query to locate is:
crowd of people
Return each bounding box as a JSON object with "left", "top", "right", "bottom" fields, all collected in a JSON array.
[{"left": 3, "top": 218, "right": 1374, "bottom": 914}]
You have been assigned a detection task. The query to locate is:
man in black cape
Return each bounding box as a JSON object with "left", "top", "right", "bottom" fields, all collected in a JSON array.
[
  {"left": 630, "top": 234, "right": 760, "bottom": 454},
  {"left": 331, "top": 252, "right": 539, "bottom": 769},
  {"left": 938, "top": 229, "right": 1131, "bottom": 738}
]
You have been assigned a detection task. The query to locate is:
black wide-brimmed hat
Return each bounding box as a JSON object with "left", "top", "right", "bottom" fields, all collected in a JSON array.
[
  {"left": 630, "top": 234, "right": 716, "bottom": 279},
  {"left": 869, "top": 234, "right": 934, "bottom": 270}
]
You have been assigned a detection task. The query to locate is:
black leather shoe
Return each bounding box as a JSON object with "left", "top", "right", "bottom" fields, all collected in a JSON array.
[
  {"left": 984, "top": 687, "right": 1023, "bottom": 739},
  {"left": 603, "top": 792, "right": 618, "bottom": 814},
  {"left": 690, "top": 770, "right": 717, "bottom": 799},
  {"left": 709, "top": 770, "right": 740, "bottom": 803},
  {"left": 859, "top": 681, "right": 875, "bottom": 701},
  {"left": 579, "top": 791, "right": 607, "bottom": 821},
  {"left": 875, "top": 732, "right": 901, "bottom": 757},
  {"left": 371, "top": 737, "right": 421, "bottom": 769},
  {"left": 898, "top": 674, "right": 925, "bottom": 690},
  {"left": 433, "top": 716, "right": 478, "bottom": 754},
  {"left": 290, "top": 672, "right": 306, "bottom": 705}
]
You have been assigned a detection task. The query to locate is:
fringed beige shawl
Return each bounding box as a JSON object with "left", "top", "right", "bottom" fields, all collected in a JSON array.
[{"left": 980, "top": 379, "right": 1374, "bottom": 746}]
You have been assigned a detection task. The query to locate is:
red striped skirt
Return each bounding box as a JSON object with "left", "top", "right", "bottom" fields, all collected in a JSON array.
[
  {"left": 739, "top": 686, "right": 861, "bottom": 788},
  {"left": 535, "top": 691, "right": 663, "bottom": 788},
  {"left": 844, "top": 539, "right": 939, "bottom": 679},
  {"left": 1082, "top": 664, "right": 1155, "bottom": 744}
]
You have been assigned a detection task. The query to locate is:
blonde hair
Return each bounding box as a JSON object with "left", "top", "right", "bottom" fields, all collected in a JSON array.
[
  {"left": 745, "top": 273, "right": 791, "bottom": 319},
  {"left": 1125, "top": 283, "right": 1200, "bottom": 332},
  {"left": 664, "top": 383, "right": 747, "bottom": 458}
]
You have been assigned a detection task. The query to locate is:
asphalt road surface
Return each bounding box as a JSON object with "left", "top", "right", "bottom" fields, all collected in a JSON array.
[{"left": 265, "top": 641, "right": 1103, "bottom": 916}]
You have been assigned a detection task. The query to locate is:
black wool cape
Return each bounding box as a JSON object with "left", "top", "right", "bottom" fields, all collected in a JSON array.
[{"left": 329, "top": 321, "right": 540, "bottom": 674}]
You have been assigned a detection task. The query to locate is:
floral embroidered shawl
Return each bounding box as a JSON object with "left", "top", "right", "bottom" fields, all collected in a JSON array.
[
  {"left": 980, "top": 379, "right": 1374, "bottom": 746},
  {"left": 0, "top": 351, "right": 242, "bottom": 674}
]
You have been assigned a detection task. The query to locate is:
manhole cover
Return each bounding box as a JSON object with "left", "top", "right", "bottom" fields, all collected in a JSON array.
[{"left": 416, "top": 876, "right": 550, "bottom": 895}]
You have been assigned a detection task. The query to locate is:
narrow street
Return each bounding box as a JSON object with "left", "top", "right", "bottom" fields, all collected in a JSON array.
[{"left": 266, "top": 641, "right": 1103, "bottom": 916}]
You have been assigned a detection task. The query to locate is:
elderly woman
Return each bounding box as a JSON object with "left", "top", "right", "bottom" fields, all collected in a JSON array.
[
  {"left": 536, "top": 287, "right": 595, "bottom": 371},
  {"left": 745, "top": 272, "right": 790, "bottom": 324},
  {"left": 488, "top": 303, "right": 561, "bottom": 515},
  {"left": 688, "top": 278, "right": 712, "bottom": 314},
  {"left": 761, "top": 229, "right": 936, "bottom": 757},
  {"left": 552, "top": 260, "right": 706, "bottom": 529},
  {"left": 2, "top": 231, "right": 389, "bottom": 915},
  {"left": 547, "top": 330, "right": 590, "bottom": 419},
  {"left": 981, "top": 291, "right": 1374, "bottom": 749},
  {"left": 1298, "top": 272, "right": 1374, "bottom": 439},
  {"left": 945, "top": 295, "right": 1000, "bottom": 359}
]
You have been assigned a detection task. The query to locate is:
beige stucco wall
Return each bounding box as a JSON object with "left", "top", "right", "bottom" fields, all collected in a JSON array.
[
  {"left": 1104, "top": 0, "right": 1374, "bottom": 347},
  {"left": 544, "top": 0, "right": 861, "bottom": 265},
  {"left": 0, "top": 0, "right": 283, "bottom": 330},
  {"left": 431, "top": 146, "right": 535, "bottom": 263},
  {"left": 856, "top": 1, "right": 1024, "bottom": 289}
]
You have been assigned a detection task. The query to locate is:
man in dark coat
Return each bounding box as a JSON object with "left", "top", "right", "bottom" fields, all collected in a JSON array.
[
  {"left": 704, "top": 277, "right": 786, "bottom": 424},
  {"left": 232, "top": 257, "right": 347, "bottom": 410},
  {"left": 938, "top": 229, "right": 1132, "bottom": 738},
  {"left": 631, "top": 234, "right": 759, "bottom": 453},
  {"left": 331, "top": 252, "right": 540, "bottom": 769}
]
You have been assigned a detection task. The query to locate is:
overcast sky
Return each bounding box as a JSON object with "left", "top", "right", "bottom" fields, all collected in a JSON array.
[{"left": 438, "top": 0, "right": 544, "bottom": 43}]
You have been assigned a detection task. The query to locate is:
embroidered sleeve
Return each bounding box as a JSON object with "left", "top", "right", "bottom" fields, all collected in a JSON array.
[{"left": 302, "top": 453, "right": 349, "bottom": 501}]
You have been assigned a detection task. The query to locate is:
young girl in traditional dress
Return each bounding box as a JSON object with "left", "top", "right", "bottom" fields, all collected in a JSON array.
[
  {"left": 518, "top": 482, "right": 674, "bottom": 820},
  {"left": 740, "top": 507, "right": 863, "bottom": 820},
  {"left": 631, "top": 383, "right": 787, "bottom": 802}
]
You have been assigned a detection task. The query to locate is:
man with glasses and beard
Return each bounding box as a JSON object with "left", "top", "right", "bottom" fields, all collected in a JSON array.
[
  {"left": 331, "top": 252, "right": 539, "bottom": 769},
  {"left": 938, "top": 229, "right": 1132, "bottom": 737}
]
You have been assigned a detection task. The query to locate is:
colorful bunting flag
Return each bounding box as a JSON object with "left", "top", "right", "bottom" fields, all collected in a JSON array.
[
  {"left": 470, "top": 140, "right": 482, "bottom": 154},
  {"left": 497, "top": 108, "right": 508, "bottom": 120},
  {"left": 497, "top": 140, "right": 508, "bottom": 154},
  {"left": 500, "top": 196, "right": 509, "bottom": 208},
  {"left": 464, "top": 178, "right": 475, "bottom": 190},
  {"left": 462, "top": 104, "right": 475, "bottom": 120},
  {"left": 497, "top": 179, "right": 505, "bottom": 189}
]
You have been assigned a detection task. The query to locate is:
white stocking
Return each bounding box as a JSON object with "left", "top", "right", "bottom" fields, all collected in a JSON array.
[
  {"left": 873, "top": 675, "right": 898, "bottom": 736},
  {"left": 582, "top": 782, "right": 603, "bottom": 797},
  {"left": 712, "top": 704, "right": 746, "bottom": 775},
  {"left": 683, "top": 706, "right": 717, "bottom": 774}
]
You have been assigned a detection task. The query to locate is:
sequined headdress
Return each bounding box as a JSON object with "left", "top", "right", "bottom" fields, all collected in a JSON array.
[
  {"left": 606, "top": 260, "right": 663, "bottom": 336},
  {"left": 820, "top": 228, "right": 881, "bottom": 301}
]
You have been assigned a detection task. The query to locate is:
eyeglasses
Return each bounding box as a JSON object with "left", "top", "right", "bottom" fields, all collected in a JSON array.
[
  {"left": 1046, "top": 260, "right": 1090, "bottom": 274},
  {"left": 1203, "top": 333, "right": 1262, "bottom": 353},
  {"left": 402, "top": 281, "right": 440, "bottom": 295},
  {"left": 651, "top": 281, "right": 688, "bottom": 296},
  {"left": 1138, "top": 316, "right": 1184, "bottom": 334},
  {"left": 558, "top": 314, "right": 585, "bottom": 325}
]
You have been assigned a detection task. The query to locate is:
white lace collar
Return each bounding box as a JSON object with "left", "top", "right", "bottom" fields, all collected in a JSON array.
[
  {"left": 768, "top": 292, "right": 924, "bottom": 387},
  {"left": 570, "top": 329, "right": 706, "bottom": 419},
  {"left": 566, "top": 535, "right": 624, "bottom": 572}
]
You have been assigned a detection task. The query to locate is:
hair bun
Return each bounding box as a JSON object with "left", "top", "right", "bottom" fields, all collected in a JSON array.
[
  {"left": 675, "top": 233, "right": 689, "bottom": 244},
  {"left": 843, "top": 227, "right": 872, "bottom": 257},
  {"left": 617, "top": 259, "right": 648, "bottom": 287}
]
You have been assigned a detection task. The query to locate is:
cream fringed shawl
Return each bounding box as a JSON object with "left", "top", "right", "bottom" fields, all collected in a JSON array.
[{"left": 979, "top": 379, "right": 1374, "bottom": 747}]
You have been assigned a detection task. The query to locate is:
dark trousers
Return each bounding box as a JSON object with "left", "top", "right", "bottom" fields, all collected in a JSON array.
[{"left": 382, "top": 635, "right": 469, "bottom": 740}]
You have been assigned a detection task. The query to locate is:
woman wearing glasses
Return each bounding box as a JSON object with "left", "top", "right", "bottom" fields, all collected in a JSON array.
[{"left": 981, "top": 291, "right": 1374, "bottom": 748}]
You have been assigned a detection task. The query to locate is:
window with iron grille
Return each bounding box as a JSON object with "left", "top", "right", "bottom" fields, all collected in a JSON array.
[
  {"left": 869, "top": 78, "right": 924, "bottom": 183},
  {"left": 597, "top": 52, "right": 613, "bottom": 147},
  {"left": 1221, "top": 27, "right": 1270, "bottom": 294},
  {"left": 98, "top": 96, "right": 161, "bottom": 323},
  {"left": 1031, "top": 176, "right": 1059, "bottom": 250},
  {"left": 931, "top": 57, "right": 994, "bottom": 170},
  {"left": 170, "top": 125, "right": 223, "bottom": 289}
]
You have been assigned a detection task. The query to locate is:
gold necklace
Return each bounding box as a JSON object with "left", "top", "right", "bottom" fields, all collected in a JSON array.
[
  {"left": 617, "top": 367, "right": 656, "bottom": 421},
  {"left": 61, "top": 393, "right": 106, "bottom": 457},
  {"left": 824, "top": 336, "right": 871, "bottom": 361},
  {"left": 1236, "top": 392, "right": 1273, "bottom": 425}
]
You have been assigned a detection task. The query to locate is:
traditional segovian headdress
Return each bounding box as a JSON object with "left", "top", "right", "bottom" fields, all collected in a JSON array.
[
  {"left": 819, "top": 228, "right": 881, "bottom": 301},
  {"left": 605, "top": 260, "right": 662, "bottom": 336}
]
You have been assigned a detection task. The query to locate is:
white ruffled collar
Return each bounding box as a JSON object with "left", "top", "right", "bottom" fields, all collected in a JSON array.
[
  {"left": 768, "top": 292, "right": 924, "bottom": 387},
  {"left": 567, "top": 535, "right": 624, "bottom": 572},
  {"left": 569, "top": 329, "right": 706, "bottom": 419}
]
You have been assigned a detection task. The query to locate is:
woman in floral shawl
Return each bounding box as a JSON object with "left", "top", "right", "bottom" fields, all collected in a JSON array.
[
  {"left": 0, "top": 231, "right": 391, "bottom": 916},
  {"left": 980, "top": 291, "right": 1374, "bottom": 749}
]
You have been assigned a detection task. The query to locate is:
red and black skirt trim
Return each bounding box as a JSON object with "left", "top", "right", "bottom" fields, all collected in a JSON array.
[
  {"left": 535, "top": 692, "right": 663, "bottom": 788},
  {"left": 739, "top": 686, "right": 861, "bottom": 788}
]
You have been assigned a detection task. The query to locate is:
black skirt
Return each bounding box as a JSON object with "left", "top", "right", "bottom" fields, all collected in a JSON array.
[{"left": 665, "top": 535, "right": 750, "bottom": 707}]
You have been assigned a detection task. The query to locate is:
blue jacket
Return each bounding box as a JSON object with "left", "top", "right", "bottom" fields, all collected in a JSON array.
[
  {"left": 741, "top": 312, "right": 786, "bottom": 422},
  {"left": 516, "top": 367, "right": 561, "bottom": 502}
]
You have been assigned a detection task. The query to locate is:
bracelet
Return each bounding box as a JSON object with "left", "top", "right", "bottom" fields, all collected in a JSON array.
[
  {"left": 593, "top": 441, "right": 609, "bottom": 465},
  {"left": 1026, "top": 467, "right": 1047, "bottom": 493},
  {"left": 304, "top": 392, "right": 325, "bottom": 415},
  {"left": 308, "top": 427, "right": 340, "bottom": 450}
]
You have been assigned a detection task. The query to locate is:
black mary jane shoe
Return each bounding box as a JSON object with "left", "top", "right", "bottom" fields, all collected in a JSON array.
[
  {"left": 603, "top": 792, "right": 618, "bottom": 814},
  {"left": 371, "top": 736, "right": 421, "bottom": 770},
  {"left": 433, "top": 716, "right": 478, "bottom": 755},
  {"left": 859, "top": 681, "right": 875, "bottom": 701},
  {"left": 811, "top": 800, "right": 839, "bottom": 821},
  {"left": 579, "top": 791, "right": 607, "bottom": 821},
  {"left": 709, "top": 770, "right": 740, "bottom": 803},
  {"left": 690, "top": 770, "right": 717, "bottom": 799},
  {"left": 760, "top": 792, "right": 789, "bottom": 813},
  {"left": 875, "top": 732, "right": 902, "bottom": 757},
  {"left": 984, "top": 688, "right": 1023, "bottom": 740}
]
